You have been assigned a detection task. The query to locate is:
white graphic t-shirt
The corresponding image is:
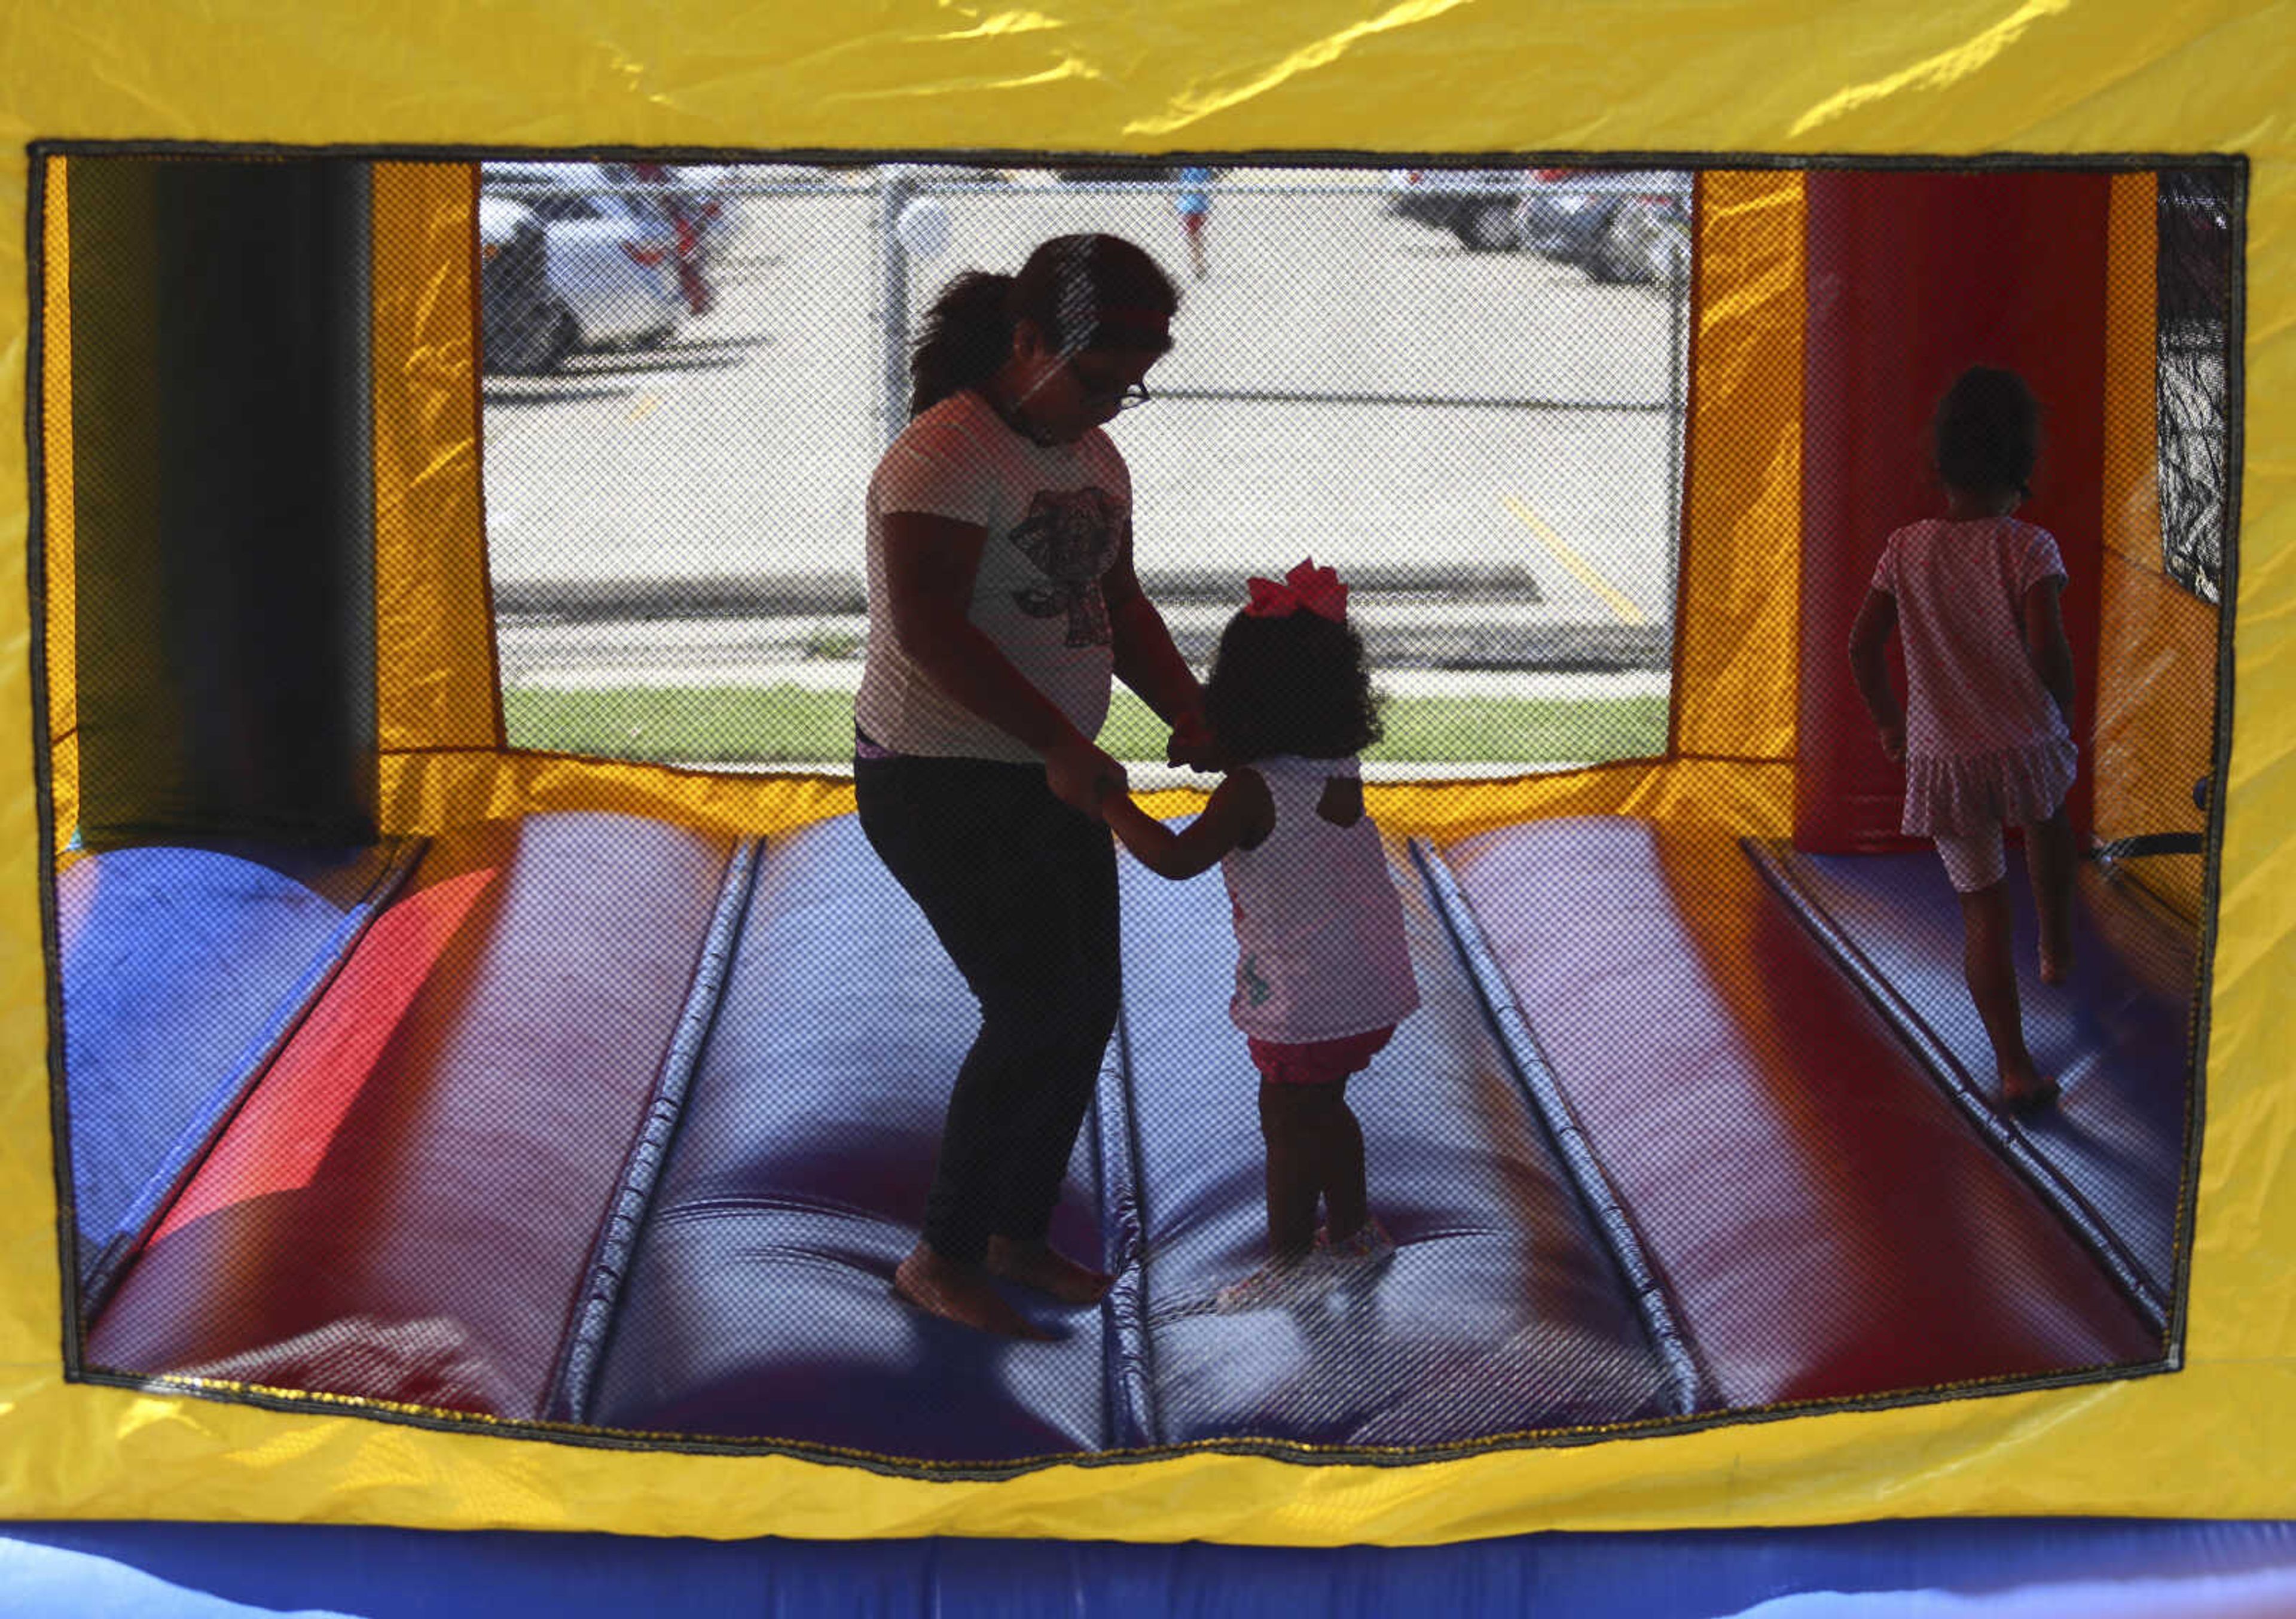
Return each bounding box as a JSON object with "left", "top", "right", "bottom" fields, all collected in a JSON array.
[{"left": 857, "top": 389, "right": 1131, "bottom": 763}]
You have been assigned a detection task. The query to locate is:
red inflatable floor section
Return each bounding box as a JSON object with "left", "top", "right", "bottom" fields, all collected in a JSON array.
[
  {"left": 1440, "top": 817, "right": 2161, "bottom": 1408},
  {"left": 87, "top": 814, "right": 738, "bottom": 1418}
]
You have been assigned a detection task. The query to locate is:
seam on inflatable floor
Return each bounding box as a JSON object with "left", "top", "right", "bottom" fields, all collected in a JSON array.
[
  {"left": 1741, "top": 837, "right": 2169, "bottom": 1337},
  {"left": 1407, "top": 839, "right": 1706, "bottom": 1417},
  {"left": 1094, "top": 1008, "right": 1159, "bottom": 1451},
  {"left": 544, "top": 836, "right": 764, "bottom": 1426},
  {"left": 76, "top": 834, "right": 432, "bottom": 1327}
]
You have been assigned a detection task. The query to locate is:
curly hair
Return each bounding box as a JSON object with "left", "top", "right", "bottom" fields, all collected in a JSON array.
[
  {"left": 1931, "top": 365, "right": 2042, "bottom": 497},
  {"left": 1200, "top": 608, "right": 1384, "bottom": 764}
]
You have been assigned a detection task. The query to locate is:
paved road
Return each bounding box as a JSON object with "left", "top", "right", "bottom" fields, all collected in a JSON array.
[{"left": 483, "top": 169, "right": 1688, "bottom": 674}]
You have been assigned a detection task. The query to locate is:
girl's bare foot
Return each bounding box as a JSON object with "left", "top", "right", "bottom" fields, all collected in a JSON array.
[
  {"left": 984, "top": 1236, "right": 1113, "bottom": 1305},
  {"left": 893, "top": 1243, "right": 1051, "bottom": 1339},
  {"left": 2038, "top": 947, "right": 2072, "bottom": 986},
  {"left": 1999, "top": 1060, "right": 2062, "bottom": 1112}
]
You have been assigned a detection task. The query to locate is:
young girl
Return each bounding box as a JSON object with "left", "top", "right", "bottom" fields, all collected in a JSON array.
[
  {"left": 1098, "top": 559, "right": 1421, "bottom": 1311},
  {"left": 1848, "top": 367, "right": 2080, "bottom": 1112}
]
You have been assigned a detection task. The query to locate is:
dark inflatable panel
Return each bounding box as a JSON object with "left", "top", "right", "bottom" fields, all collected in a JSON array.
[
  {"left": 588, "top": 815, "right": 1110, "bottom": 1459},
  {"left": 1113, "top": 833, "right": 1676, "bottom": 1449},
  {"left": 86, "top": 814, "right": 735, "bottom": 1419},
  {"left": 1764, "top": 844, "right": 2194, "bottom": 1305},
  {"left": 1443, "top": 818, "right": 2160, "bottom": 1409},
  {"left": 55, "top": 839, "right": 410, "bottom": 1295}
]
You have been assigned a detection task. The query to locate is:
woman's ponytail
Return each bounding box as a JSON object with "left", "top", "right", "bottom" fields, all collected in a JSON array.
[
  {"left": 909, "top": 270, "right": 1013, "bottom": 417},
  {"left": 908, "top": 237, "right": 1179, "bottom": 417}
]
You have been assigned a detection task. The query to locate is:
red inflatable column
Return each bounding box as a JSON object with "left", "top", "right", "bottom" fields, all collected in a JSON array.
[{"left": 1797, "top": 171, "right": 2109, "bottom": 853}]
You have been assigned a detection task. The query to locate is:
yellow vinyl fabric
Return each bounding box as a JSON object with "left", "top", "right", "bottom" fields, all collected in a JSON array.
[
  {"left": 373, "top": 161, "right": 503, "bottom": 758},
  {"left": 0, "top": 0, "right": 2289, "bottom": 1544},
  {"left": 1668, "top": 170, "right": 1803, "bottom": 772},
  {"left": 39, "top": 157, "right": 75, "bottom": 859}
]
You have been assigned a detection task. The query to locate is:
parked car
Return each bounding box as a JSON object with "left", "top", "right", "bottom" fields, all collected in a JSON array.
[
  {"left": 1385, "top": 167, "right": 1531, "bottom": 251},
  {"left": 478, "top": 195, "right": 575, "bottom": 375},
  {"left": 481, "top": 162, "right": 688, "bottom": 351},
  {"left": 1515, "top": 169, "right": 1693, "bottom": 285}
]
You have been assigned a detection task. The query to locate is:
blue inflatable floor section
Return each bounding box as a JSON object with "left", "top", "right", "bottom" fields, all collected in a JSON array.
[
  {"left": 586, "top": 814, "right": 1673, "bottom": 1457},
  {"left": 1749, "top": 842, "right": 2194, "bottom": 1313},
  {"left": 54, "top": 837, "right": 420, "bottom": 1307},
  {"left": 5, "top": 1517, "right": 2295, "bottom": 1618}
]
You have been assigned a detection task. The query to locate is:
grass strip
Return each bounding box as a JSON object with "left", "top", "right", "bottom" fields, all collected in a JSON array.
[{"left": 506, "top": 684, "right": 1668, "bottom": 766}]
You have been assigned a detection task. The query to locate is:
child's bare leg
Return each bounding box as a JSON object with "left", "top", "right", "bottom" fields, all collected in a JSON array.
[
  {"left": 1259, "top": 1084, "right": 1322, "bottom": 1266},
  {"left": 1958, "top": 880, "right": 2055, "bottom": 1108},
  {"left": 2023, "top": 809, "right": 2077, "bottom": 984},
  {"left": 1316, "top": 1086, "right": 1369, "bottom": 1244}
]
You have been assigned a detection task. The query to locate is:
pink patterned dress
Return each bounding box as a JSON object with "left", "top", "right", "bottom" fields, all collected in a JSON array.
[{"left": 1871, "top": 516, "right": 2077, "bottom": 836}]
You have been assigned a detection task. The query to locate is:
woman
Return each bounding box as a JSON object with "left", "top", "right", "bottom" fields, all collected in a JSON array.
[{"left": 854, "top": 233, "right": 1213, "bottom": 1337}]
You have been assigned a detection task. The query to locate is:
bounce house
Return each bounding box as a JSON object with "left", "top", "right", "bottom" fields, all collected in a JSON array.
[{"left": 4, "top": 1, "right": 2295, "bottom": 1612}]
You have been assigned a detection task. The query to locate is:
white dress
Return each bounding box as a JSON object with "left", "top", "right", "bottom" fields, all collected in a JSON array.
[{"left": 1219, "top": 755, "right": 1421, "bottom": 1045}]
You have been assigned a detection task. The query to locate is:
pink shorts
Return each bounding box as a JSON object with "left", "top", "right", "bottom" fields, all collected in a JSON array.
[{"left": 1246, "top": 1026, "right": 1396, "bottom": 1087}]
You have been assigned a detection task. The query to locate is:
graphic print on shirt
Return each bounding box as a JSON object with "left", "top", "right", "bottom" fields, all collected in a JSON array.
[{"left": 1007, "top": 487, "right": 1123, "bottom": 648}]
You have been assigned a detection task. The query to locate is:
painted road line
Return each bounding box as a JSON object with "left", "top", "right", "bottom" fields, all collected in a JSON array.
[{"left": 1501, "top": 494, "right": 1644, "bottom": 627}]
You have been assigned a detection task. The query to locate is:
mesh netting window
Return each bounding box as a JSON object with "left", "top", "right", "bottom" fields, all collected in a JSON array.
[{"left": 480, "top": 162, "right": 1690, "bottom": 775}]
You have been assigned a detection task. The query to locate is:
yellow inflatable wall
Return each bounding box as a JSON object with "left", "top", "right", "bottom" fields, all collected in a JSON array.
[{"left": 1, "top": 0, "right": 2286, "bottom": 1542}]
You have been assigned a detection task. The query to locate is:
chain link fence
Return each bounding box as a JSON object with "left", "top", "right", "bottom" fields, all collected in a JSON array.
[{"left": 480, "top": 162, "right": 1692, "bottom": 773}]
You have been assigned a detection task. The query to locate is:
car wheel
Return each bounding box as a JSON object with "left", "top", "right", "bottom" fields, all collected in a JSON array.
[
  {"left": 1589, "top": 207, "right": 1657, "bottom": 283},
  {"left": 489, "top": 301, "right": 576, "bottom": 376},
  {"left": 1452, "top": 201, "right": 1518, "bottom": 252},
  {"left": 538, "top": 306, "right": 578, "bottom": 371}
]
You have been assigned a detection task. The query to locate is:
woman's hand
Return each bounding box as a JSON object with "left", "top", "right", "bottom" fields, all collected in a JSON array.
[
  {"left": 1045, "top": 737, "right": 1128, "bottom": 816},
  {"left": 1165, "top": 709, "right": 1225, "bottom": 772},
  {"left": 1877, "top": 721, "right": 1906, "bottom": 764}
]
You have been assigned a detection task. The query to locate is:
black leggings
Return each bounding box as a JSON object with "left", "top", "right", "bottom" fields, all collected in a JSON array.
[{"left": 854, "top": 751, "right": 1121, "bottom": 1265}]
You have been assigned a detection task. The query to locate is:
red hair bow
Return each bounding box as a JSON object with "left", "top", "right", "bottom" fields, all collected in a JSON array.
[{"left": 1242, "top": 558, "right": 1349, "bottom": 623}]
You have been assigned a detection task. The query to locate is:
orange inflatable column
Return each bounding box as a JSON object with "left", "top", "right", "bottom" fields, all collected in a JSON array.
[{"left": 1797, "top": 170, "right": 2109, "bottom": 853}]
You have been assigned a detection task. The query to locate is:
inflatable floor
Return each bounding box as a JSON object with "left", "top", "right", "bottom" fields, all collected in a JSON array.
[{"left": 57, "top": 808, "right": 2191, "bottom": 1463}]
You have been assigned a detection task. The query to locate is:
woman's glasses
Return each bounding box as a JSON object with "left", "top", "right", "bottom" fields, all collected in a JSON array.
[{"left": 1065, "top": 358, "right": 1152, "bottom": 411}]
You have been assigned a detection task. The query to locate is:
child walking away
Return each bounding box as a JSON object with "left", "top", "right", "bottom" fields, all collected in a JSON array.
[
  {"left": 1848, "top": 367, "right": 2080, "bottom": 1112},
  {"left": 1098, "top": 559, "right": 1420, "bottom": 1311}
]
